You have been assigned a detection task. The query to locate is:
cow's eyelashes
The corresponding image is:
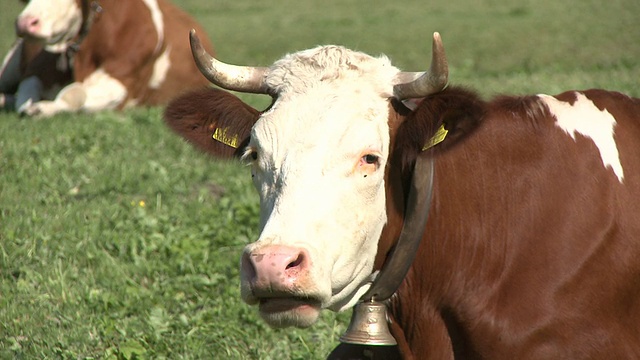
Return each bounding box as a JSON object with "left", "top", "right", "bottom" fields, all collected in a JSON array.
[{"left": 242, "top": 148, "right": 259, "bottom": 163}]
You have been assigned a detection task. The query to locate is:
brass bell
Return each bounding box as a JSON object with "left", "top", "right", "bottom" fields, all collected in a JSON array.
[{"left": 339, "top": 301, "right": 397, "bottom": 346}]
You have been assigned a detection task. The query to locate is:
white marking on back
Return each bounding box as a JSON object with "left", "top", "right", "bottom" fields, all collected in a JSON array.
[
  {"left": 141, "top": 0, "right": 165, "bottom": 53},
  {"left": 149, "top": 46, "right": 171, "bottom": 89},
  {"left": 539, "top": 92, "right": 624, "bottom": 182}
]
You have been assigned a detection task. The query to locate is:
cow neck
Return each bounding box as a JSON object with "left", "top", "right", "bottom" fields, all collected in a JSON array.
[
  {"left": 361, "top": 153, "right": 435, "bottom": 302},
  {"left": 68, "top": 1, "right": 103, "bottom": 55}
]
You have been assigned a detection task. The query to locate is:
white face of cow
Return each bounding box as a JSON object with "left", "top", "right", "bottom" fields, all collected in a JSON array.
[
  {"left": 17, "top": 0, "right": 82, "bottom": 49},
  {"left": 239, "top": 46, "right": 401, "bottom": 328}
]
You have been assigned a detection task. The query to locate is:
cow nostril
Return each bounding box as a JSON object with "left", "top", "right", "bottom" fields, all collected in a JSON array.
[
  {"left": 286, "top": 252, "right": 305, "bottom": 270},
  {"left": 16, "top": 16, "right": 41, "bottom": 35},
  {"left": 243, "top": 246, "right": 310, "bottom": 286}
]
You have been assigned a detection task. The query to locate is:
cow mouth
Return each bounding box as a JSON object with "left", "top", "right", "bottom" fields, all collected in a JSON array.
[
  {"left": 16, "top": 31, "right": 65, "bottom": 46},
  {"left": 257, "top": 296, "right": 322, "bottom": 328},
  {"left": 259, "top": 296, "right": 321, "bottom": 312}
]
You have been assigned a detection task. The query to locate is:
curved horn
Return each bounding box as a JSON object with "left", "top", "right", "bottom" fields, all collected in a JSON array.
[
  {"left": 190, "top": 29, "right": 270, "bottom": 94},
  {"left": 393, "top": 32, "right": 449, "bottom": 100}
]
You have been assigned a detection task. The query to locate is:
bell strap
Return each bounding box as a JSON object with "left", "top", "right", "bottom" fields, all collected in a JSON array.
[{"left": 360, "top": 154, "right": 435, "bottom": 302}]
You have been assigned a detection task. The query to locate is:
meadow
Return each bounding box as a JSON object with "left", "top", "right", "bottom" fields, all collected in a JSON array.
[{"left": 0, "top": 0, "right": 638, "bottom": 358}]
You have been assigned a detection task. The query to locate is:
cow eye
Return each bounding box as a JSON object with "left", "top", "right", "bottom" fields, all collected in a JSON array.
[
  {"left": 363, "top": 154, "right": 378, "bottom": 164},
  {"left": 241, "top": 148, "right": 259, "bottom": 164}
]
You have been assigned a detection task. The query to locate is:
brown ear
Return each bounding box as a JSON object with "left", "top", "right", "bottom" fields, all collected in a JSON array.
[
  {"left": 393, "top": 86, "right": 486, "bottom": 173},
  {"left": 164, "top": 87, "right": 260, "bottom": 158}
]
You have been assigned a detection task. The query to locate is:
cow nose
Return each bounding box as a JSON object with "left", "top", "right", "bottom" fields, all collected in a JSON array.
[
  {"left": 242, "top": 245, "right": 310, "bottom": 289},
  {"left": 16, "top": 16, "right": 40, "bottom": 36}
]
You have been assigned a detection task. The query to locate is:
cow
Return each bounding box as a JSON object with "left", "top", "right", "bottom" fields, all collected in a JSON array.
[
  {"left": 0, "top": 37, "right": 73, "bottom": 113},
  {"left": 164, "top": 31, "right": 640, "bottom": 359},
  {"left": 14, "top": 0, "right": 214, "bottom": 117}
]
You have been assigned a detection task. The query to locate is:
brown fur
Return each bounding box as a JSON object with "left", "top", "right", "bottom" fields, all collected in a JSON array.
[
  {"left": 375, "top": 87, "right": 486, "bottom": 270},
  {"left": 380, "top": 88, "right": 640, "bottom": 359},
  {"left": 164, "top": 87, "right": 260, "bottom": 158}
]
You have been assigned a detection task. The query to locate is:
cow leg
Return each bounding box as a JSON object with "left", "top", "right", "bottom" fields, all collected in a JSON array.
[
  {"left": 57, "top": 83, "right": 86, "bottom": 110},
  {"left": 19, "top": 81, "right": 84, "bottom": 117},
  {"left": 78, "top": 69, "right": 128, "bottom": 111},
  {"left": 21, "top": 69, "right": 126, "bottom": 116}
]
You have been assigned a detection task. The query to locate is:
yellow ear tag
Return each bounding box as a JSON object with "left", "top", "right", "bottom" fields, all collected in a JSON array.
[
  {"left": 212, "top": 127, "right": 239, "bottom": 148},
  {"left": 422, "top": 124, "right": 448, "bottom": 151}
]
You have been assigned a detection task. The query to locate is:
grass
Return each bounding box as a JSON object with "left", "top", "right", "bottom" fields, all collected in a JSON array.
[
  {"left": 0, "top": 0, "right": 638, "bottom": 358},
  {"left": 0, "top": 108, "right": 346, "bottom": 359}
]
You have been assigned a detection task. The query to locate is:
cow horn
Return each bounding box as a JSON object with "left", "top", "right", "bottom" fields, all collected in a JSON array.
[
  {"left": 393, "top": 32, "right": 449, "bottom": 100},
  {"left": 189, "top": 29, "right": 270, "bottom": 94}
]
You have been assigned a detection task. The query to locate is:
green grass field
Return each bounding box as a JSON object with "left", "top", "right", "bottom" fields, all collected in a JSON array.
[{"left": 1, "top": 0, "right": 639, "bottom": 358}]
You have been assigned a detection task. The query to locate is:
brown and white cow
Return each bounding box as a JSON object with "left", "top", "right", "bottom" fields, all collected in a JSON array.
[
  {"left": 164, "top": 32, "right": 640, "bottom": 359},
  {"left": 15, "top": 0, "right": 214, "bottom": 116}
]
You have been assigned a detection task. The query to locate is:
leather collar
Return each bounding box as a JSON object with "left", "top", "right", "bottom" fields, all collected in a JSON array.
[
  {"left": 361, "top": 154, "right": 435, "bottom": 302},
  {"left": 68, "top": 1, "right": 102, "bottom": 54}
]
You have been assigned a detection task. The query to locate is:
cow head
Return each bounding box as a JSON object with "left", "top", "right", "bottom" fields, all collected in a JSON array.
[
  {"left": 16, "top": 0, "right": 83, "bottom": 49},
  {"left": 165, "top": 31, "right": 448, "bottom": 328}
]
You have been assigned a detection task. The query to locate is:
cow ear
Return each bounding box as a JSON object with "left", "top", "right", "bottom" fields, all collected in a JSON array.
[
  {"left": 407, "top": 87, "right": 484, "bottom": 153},
  {"left": 393, "top": 87, "right": 485, "bottom": 173},
  {"left": 164, "top": 87, "right": 260, "bottom": 158}
]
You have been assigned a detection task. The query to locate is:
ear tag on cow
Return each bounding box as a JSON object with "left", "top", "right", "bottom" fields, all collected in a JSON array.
[
  {"left": 422, "top": 124, "right": 448, "bottom": 151},
  {"left": 212, "top": 127, "right": 239, "bottom": 148}
]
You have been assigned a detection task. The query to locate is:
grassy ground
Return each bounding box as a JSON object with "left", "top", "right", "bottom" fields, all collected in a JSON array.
[{"left": 1, "top": 0, "right": 638, "bottom": 359}]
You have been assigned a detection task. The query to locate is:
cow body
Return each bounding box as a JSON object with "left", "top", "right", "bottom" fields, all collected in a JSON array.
[
  {"left": 15, "top": 0, "right": 214, "bottom": 116},
  {"left": 164, "top": 39, "right": 640, "bottom": 358},
  {"left": 382, "top": 89, "right": 640, "bottom": 359}
]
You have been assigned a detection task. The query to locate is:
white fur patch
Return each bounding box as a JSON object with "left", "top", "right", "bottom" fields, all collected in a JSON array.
[
  {"left": 81, "top": 68, "right": 128, "bottom": 111},
  {"left": 149, "top": 46, "right": 171, "bottom": 89},
  {"left": 140, "top": 0, "right": 165, "bottom": 53},
  {"left": 539, "top": 92, "right": 624, "bottom": 182}
]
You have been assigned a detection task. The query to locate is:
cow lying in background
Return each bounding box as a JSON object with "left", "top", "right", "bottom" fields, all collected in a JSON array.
[
  {"left": 165, "top": 31, "right": 640, "bottom": 359},
  {"left": 15, "top": 0, "right": 214, "bottom": 117},
  {"left": 0, "top": 37, "right": 73, "bottom": 113}
]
